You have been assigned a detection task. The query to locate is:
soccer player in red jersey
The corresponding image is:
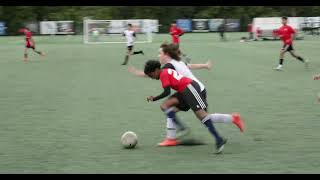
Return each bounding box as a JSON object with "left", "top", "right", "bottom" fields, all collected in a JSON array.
[
  {"left": 274, "top": 17, "right": 308, "bottom": 71},
  {"left": 169, "top": 21, "right": 184, "bottom": 46},
  {"left": 19, "top": 27, "right": 45, "bottom": 62},
  {"left": 143, "top": 60, "right": 245, "bottom": 154},
  {"left": 169, "top": 22, "right": 191, "bottom": 63}
]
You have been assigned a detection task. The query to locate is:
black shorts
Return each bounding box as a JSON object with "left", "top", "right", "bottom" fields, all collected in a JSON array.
[
  {"left": 171, "top": 88, "right": 207, "bottom": 112},
  {"left": 127, "top": 46, "right": 133, "bottom": 51},
  {"left": 282, "top": 44, "right": 294, "bottom": 52},
  {"left": 26, "top": 45, "right": 35, "bottom": 49},
  {"left": 181, "top": 81, "right": 208, "bottom": 112},
  {"left": 170, "top": 92, "right": 190, "bottom": 112}
]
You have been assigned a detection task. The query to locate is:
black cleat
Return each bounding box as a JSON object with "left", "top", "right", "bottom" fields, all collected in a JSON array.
[{"left": 215, "top": 138, "right": 227, "bottom": 154}]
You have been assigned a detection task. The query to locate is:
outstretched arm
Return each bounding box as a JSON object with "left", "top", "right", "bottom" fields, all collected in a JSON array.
[
  {"left": 128, "top": 66, "right": 147, "bottom": 78},
  {"left": 187, "top": 60, "right": 212, "bottom": 70}
]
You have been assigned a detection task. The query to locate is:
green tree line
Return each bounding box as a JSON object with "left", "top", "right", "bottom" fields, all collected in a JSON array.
[{"left": 1, "top": 6, "right": 320, "bottom": 34}]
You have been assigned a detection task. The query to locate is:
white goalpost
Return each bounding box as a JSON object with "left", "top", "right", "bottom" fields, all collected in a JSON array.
[{"left": 83, "top": 19, "right": 156, "bottom": 44}]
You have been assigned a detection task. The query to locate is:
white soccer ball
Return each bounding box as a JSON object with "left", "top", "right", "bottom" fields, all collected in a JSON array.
[{"left": 121, "top": 131, "right": 138, "bottom": 149}]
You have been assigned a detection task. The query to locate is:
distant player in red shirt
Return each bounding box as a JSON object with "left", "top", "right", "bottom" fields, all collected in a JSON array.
[
  {"left": 169, "top": 21, "right": 191, "bottom": 63},
  {"left": 19, "top": 27, "right": 45, "bottom": 62},
  {"left": 143, "top": 60, "right": 245, "bottom": 154},
  {"left": 274, "top": 17, "right": 308, "bottom": 71},
  {"left": 169, "top": 21, "right": 184, "bottom": 46}
]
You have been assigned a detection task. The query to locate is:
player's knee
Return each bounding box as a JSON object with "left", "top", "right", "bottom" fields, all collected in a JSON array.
[
  {"left": 195, "top": 110, "right": 208, "bottom": 120},
  {"left": 160, "top": 103, "right": 168, "bottom": 111}
]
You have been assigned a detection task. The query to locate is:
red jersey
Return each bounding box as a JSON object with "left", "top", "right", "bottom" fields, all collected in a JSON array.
[
  {"left": 24, "top": 30, "right": 34, "bottom": 47},
  {"left": 160, "top": 68, "right": 192, "bottom": 93},
  {"left": 24, "top": 30, "right": 32, "bottom": 40},
  {"left": 278, "top": 25, "right": 295, "bottom": 45},
  {"left": 169, "top": 26, "right": 184, "bottom": 44},
  {"left": 247, "top": 24, "right": 252, "bottom": 33}
]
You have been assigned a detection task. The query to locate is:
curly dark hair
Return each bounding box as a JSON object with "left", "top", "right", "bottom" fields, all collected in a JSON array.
[{"left": 144, "top": 60, "right": 161, "bottom": 75}]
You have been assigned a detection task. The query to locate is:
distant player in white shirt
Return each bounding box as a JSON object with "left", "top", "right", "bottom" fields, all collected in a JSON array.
[{"left": 121, "top": 24, "right": 144, "bottom": 65}]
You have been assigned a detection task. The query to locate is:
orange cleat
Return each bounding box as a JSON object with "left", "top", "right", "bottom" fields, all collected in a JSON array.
[
  {"left": 157, "top": 138, "right": 179, "bottom": 147},
  {"left": 232, "top": 113, "right": 245, "bottom": 133}
]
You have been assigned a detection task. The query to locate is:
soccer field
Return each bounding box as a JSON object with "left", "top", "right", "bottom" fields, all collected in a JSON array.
[{"left": 0, "top": 33, "right": 319, "bottom": 173}]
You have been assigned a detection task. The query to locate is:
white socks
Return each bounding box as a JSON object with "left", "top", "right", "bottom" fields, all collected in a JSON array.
[
  {"left": 209, "top": 113, "right": 233, "bottom": 123},
  {"left": 166, "top": 118, "right": 177, "bottom": 139}
]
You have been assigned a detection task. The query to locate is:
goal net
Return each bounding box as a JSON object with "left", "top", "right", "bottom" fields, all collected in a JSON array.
[{"left": 83, "top": 19, "right": 156, "bottom": 44}]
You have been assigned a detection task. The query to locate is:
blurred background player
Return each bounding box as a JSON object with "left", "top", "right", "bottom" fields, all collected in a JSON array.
[
  {"left": 144, "top": 60, "right": 245, "bottom": 153},
  {"left": 169, "top": 21, "right": 184, "bottom": 46},
  {"left": 314, "top": 74, "right": 320, "bottom": 102},
  {"left": 90, "top": 27, "right": 100, "bottom": 42},
  {"left": 218, "top": 21, "right": 226, "bottom": 41},
  {"left": 121, "top": 24, "right": 144, "bottom": 65},
  {"left": 169, "top": 21, "right": 191, "bottom": 63},
  {"left": 248, "top": 23, "right": 254, "bottom": 40},
  {"left": 274, "top": 17, "right": 308, "bottom": 71},
  {"left": 19, "top": 27, "right": 45, "bottom": 62}
]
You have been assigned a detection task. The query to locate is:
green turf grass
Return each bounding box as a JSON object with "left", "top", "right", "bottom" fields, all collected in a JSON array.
[{"left": 0, "top": 33, "right": 319, "bottom": 173}]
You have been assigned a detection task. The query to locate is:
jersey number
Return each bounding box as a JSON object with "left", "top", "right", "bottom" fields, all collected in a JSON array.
[{"left": 167, "top": 69, "right": 183, "bottom": 80}]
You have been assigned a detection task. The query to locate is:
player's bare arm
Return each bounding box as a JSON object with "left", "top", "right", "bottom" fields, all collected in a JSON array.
[
  {"left": 187, "top": 60, "right": 212, "bottom": 70},
  {"left": 128, "top": 66, "right": 147, "bottom": 77}
]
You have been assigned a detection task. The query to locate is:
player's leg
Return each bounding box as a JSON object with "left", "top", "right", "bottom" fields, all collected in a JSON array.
[
  {"left": 288, "top": 48, "right": 308, "bottom": 66},
  {"left": 132, "top": 50, "right": 144, "bottom": 55},
  {"left": 194, "top": 109, "right": 227, "bottom": 153},
  {"left": 200, "top": 88, "right": 244, "bottom": 132},
  {"left": 274, "top": 45, "right": 287, "bottom": 70},
  {"left": 24, "top": 48, "right": 28, "bottom": 61},
  {"left": 178, "top": 45, "right": 192, "bottom": 63},
  {"left": 158, "top": 95, "right": 190, "bottom": 146},
  {"left": 122, "top": 46, "right": 132, "bottom": 65},
  {"left": 130, "top": 45, "right": 144, "bottom": 56},
  {"left": 32, "top": 46, "right": 45, "bottom": 57},
  {"left": 160, "top": 95, "right": 188, "bottom": 131},
  {"left": 182, "top": 82, "right": 227, "bottom": 153}
]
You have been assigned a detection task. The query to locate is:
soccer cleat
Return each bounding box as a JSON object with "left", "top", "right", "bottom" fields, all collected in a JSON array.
[
  {"left": 216, "top": 138, "right": 227, "bottom": 154},
  {"left": 232, "top": 113, "right": 245, "bottom": 133},
  {"left": 273, "top": 66, "right": 283, "bottom": 71},
  {"left": 157, "top": 138, "right": 179, "bottom": 147}
]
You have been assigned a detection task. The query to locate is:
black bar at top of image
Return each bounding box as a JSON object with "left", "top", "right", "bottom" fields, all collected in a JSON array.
[{"left": 1, "top": 0, "right": 320, "bottom": 6}]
